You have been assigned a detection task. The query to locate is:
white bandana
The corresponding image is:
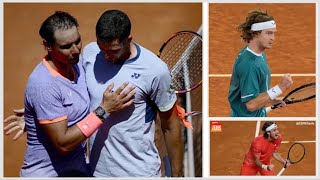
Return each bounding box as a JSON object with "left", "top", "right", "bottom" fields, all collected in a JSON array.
[
  {"left": 266, "top": 123, "right": 278, "bottom": 132},
  {"left": 251, "top": 20, "right": 276, "bottom": 31}
]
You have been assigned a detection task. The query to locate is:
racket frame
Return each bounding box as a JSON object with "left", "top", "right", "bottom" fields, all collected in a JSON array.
[
  {"left": 157, "top": 30, "right": 202, "bottom": 94},
  {"left": 286, "top": 142, "right": 306, "bottom": 165},
  {"left": 270, "top": 82, "right": 316, "bottom": 110},
  {"left": 277, "top": 142, "right": 306, "bottom": 176}
]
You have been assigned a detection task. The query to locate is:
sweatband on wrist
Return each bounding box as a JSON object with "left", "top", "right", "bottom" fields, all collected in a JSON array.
[
  {"left": 266, "top": 85, "right": 282, "bottom": 100},
  {"left": 261, "top": 164, "right": 268, "bottom": 171},
  {"left": 76, "top": 112, "right": 103, "bottom": 138}
]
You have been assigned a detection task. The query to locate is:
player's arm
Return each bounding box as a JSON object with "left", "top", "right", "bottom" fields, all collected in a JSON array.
[
  {"left": 41, "top": 82, "right": 135, "bottom": 156},
  {"left": 245, "top": 94, "right": 287, "bottom": 112},
  {"left": 251, "top": 141, "right": 274, "bottom": 171},
  {"left": 245, "top": 74, "right": 293, "bottom": 112},
  {"left": 253, "top": 156, "right": 264, "bottom": 168},
  {"left": 159, "top": 103, "right": 183, "bottom": 177},
  {"left": 273, "top": 151, "right": 291, "bottom": 167},
  {"left": 253, "top": 156, "right": 275, "bottom": 171}
]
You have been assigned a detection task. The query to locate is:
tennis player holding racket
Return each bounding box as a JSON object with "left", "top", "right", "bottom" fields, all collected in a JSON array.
[
  {"left": 240, "top": 121, "right": 291, "bottom": 176},
  {"left": 228, "top": 9, "right": 293, "bottom": 117}
]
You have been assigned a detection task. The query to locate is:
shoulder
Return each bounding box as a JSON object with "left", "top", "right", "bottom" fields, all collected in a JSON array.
[
  {"left": 83, "top": 42, "right": 99, "bottom": 52},
  {"left": 82, "top": 42, "right": 100, "bottom": 63},
  {"left": 26, "top": 62, "right": 58, "bottom": 91},
  {"left": 236, "top": 54, "right": 264, "bottom": 74},
  {"left": 252, "top": 135, "right": 265, "bottom": 146},
  {"left": 137, "top": 43, "right": 162, "bottom": 62},
  {"left": 136, "top": 43, "right": 170, "bottom": 74},
  {"left": 26, "top": 77, "right": 59, "bottom": 101},
  {"left": 254, "top": 135, "right": 264, "bottom": 142},
  {"left": 28, "top": 63, "right": 51, "bottom": 84}
]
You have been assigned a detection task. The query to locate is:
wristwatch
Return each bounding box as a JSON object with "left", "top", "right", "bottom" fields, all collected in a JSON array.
[{"left": 93, "top": 106, "right": 110, "bottom": 121}]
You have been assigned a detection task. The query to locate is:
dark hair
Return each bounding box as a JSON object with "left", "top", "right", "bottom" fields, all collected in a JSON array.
[
  {"left": 262, "top": 121, "right": 277, "bottom": 138},
  {"left": 96, "top": 10, "right": 131, "bottom": 43},
  {"left": 39, "top": 11, "right": 79, "bottom": 45},
  {"left": 237, "top": 9, "right": 274, "bottom": 43}
]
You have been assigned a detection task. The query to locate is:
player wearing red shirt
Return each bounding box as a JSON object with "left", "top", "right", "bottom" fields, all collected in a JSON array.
[{"left": 240, "top": 121, "right": 291, "bottom": 175}]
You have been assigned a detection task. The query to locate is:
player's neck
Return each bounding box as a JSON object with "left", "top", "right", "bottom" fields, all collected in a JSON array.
[
  {"left": 248, "top": 41, "right": 265, "bottom": 54},
  {"left": 128, "top": 42, "right": 137, "bottom": 59},
  {"left": 114, "top": 42, "right": 137, "bottom": 65},
  {"left": 46, "top": 55, "right": 74, "bottom": 80}
]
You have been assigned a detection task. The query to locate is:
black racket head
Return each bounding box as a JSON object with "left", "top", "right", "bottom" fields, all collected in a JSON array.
[
  {"left": 283, "top": 82, "right": 315, "bottom": 104},
  {"left": 158, "top": 31, "right": 202, "bottom": 94},
  {"left": 287, "top": 142, "right": 306, "bottom": 164}
]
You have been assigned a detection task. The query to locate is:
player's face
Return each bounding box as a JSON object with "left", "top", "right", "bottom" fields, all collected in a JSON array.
[
  {"left": 97, "top": 37, "right": 132, "bottom": 64},
  {"left": 50, "top": 26, "right": 82, "bottom": 65},
  {"left": 269, "top": 127, "right": 279, "bottom": 140},
  {"left": 257, "top": 28, "right": 276, "bottom": 49}
]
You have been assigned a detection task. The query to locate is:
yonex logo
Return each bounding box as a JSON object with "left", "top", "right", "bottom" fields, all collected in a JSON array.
[{"left": 131, "top": 73, "right": 141, "bottom": 79}]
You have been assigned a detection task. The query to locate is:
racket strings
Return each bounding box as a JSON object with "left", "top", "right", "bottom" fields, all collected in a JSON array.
[
  {"left": 288, "top": 144, "right": 305, "bottom": 163},
  {"left": 159, "top": 33, "right": 202, "bottom": 91},
  {"left": 285, "top": 85, "right": 315, "bottom": 102}
]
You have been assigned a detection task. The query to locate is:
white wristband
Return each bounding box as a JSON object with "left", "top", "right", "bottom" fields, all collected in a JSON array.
[
  {"left": 267, "top": 85, "right": 282, "bottom": 100},
  {"left": 261, "top": 164, "right": 268, "bottom": 170}
]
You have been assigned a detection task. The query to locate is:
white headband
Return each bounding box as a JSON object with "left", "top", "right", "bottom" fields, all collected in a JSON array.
[
  {"left": 266, "top": 123, "right": 278, "bottom": 132},
  {"left": 251, "top": 20, "right": 276, "bottom": 31}
]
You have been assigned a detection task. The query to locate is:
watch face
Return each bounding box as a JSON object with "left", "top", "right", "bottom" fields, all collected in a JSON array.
[{"left": 95, "top": 106, "right": 105, "bottom": 116}]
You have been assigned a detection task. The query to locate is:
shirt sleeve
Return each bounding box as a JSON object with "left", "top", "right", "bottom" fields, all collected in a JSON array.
[
  {"left": 150, "top": 65, "right": 177, "bottom": 112},
  {"left": 237, "top": 60, "right": 261, "bottom": 103},
  {"left": 30, "top": 82, "right": 67, "bottom": 122},
  {"left": 250, "top": 138, "right": 262, "bottom": 159}
]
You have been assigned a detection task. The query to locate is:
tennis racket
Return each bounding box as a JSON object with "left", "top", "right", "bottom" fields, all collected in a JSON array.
[
  {"left": 266, "top": 82, "right": 315, "bottom": 113},
  {"left": 158, "top": 31, "right": 202, "bottom": 94},
  {"left": 277, "top": 142, "right": 306, "bottom": 176}
]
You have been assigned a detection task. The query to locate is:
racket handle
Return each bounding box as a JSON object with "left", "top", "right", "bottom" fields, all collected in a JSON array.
[
  {"left": 266, "top": 106, "right": 272, "bottom": 113},
  {"left": 266, "top": 102, "right": 281, "bottom": 113},
  {"left": 277, "top": 167, "right": 286, "bottom": 176}
]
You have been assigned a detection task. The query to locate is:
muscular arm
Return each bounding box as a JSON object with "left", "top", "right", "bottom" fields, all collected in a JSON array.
[
  {"left": 253, "top": 156, "right": 264, "bottom": 168},
  {"left": 253, "top": 156, "right": 275, "bottom": 171},
  {"left": 245, "top": 74, "right": 293, "bottom": 112},
  {"left": 41, "top": 119, "right": 87, "bottom": 156},
  {"left": 159, "top": 103, "right": 183, "bottom": 177},
  {"left": 245, "top": 92, "right": 273, "bottom": 112},
  {"left": 272, "top": 151, "right": 286, "bottom": 165}
]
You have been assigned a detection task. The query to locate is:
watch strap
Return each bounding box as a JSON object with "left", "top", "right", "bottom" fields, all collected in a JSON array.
[{"left": 94, "top": 106, "right": 110, "bottom": 121}]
